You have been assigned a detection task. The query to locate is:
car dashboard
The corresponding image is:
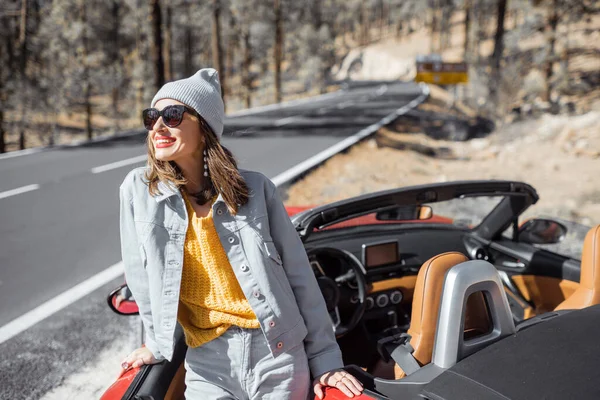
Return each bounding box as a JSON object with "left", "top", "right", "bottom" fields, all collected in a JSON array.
[
  {"left": 301, "top": 224, "right": 478, "bottom": 368},
  {"left": 305, "top": 225, "right": 470, "bottom": 281}
]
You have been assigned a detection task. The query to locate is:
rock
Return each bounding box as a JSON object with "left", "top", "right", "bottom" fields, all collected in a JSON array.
[
  {"left": 470, "top": 138, "right": 489, "bottom": 151},
  {"left": 555, "top": 127, "right": 575, "bottom": 147},
  {"left": 574, "top": 139, "right": 588, "bottom": 149}
]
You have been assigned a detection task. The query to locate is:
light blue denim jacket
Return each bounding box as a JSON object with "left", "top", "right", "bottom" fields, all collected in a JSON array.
[{"left": 119, "top": 167, "right": 343, "bottom": 378}]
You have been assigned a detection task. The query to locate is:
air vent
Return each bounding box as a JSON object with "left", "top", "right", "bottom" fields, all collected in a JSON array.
[
  {"left": 390, "top": 290, "right": 403, "bottom": 305},
  {"left": 376, "top": 294, "right": 389, "bottom": 308}
]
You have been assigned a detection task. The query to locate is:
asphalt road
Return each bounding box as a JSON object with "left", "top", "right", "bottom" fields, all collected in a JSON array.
[{"left": 0, "top": 81, "right": 423, "bottom": 399}]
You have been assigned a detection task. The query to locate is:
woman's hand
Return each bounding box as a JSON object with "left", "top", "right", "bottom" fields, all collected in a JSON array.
[
  {"left": 313, "top": 369, "right": 364, "bottom": 399},
  {"left": 120, "top": 347, "right": 160, "bottom": 373}
]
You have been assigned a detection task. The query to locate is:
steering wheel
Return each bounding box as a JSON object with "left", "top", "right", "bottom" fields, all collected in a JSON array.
[{"left": 306, "top": 247, "right": 368, "bottom": 337}]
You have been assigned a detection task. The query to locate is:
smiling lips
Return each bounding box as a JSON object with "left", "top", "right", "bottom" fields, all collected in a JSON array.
[{"left": 155, "top": 136, "right": 176, "bottom": 148}]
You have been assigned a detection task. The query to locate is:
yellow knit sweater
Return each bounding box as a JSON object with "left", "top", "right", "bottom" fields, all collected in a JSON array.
[{"left": 177, "top": 192, "right": 259, "bottom": 348}]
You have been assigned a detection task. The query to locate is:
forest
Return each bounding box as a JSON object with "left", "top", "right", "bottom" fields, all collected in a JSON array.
[{"left": 0, "top": 0, "right": 598, "bottom": 153}]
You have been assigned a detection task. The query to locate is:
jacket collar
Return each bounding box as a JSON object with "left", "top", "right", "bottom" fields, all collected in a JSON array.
[
  {"left": 154, "top": 180, "right": 180, "bottom": 202},
  {"left": 154, "top": 180, "right": 225, "bottom": 208}
]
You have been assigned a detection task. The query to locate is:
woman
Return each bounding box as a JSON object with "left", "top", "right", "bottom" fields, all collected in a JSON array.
[{"left": 119, "top": 68, "right": 363, "bottom": 399}]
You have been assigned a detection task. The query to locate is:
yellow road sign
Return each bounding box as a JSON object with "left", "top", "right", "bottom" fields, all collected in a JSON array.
[{"left": 415, "top": 61, "right": 469, "bottom": 85}]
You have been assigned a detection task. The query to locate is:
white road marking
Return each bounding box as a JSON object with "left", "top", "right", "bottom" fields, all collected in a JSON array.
[
  {"left": 0, "top": 184, "right": 40, "bottom": 200},
  {"left": 376, "top": 85, "right": 388, "bottom": 96},
  {"left": 0, "top": 147, "right": 44, "bottom": 160},
  {"left": 0, "top": 262, "right": 124, "bottom": 345},
  {"left": 91, "top": 155, "right": 147, "bottom": 174},
  {"left": 337, "top": 101, "right": 355, "bottom": 109},
  {"left": 274, "top": 116, "right": 299, "bottom": 127},
  {"left": 227, "top": 90, "right": 344, "bottom": 117},
  {"left": 271, "top": 84, "right": 430, "bottom": 187},
  {"left": 0, "top": 130, "right": 144, "bottom": 161}
]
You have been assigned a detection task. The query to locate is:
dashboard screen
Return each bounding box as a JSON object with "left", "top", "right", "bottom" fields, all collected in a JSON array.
[{"left": 363, "top": 241, "right": 399, "bottom": 268}]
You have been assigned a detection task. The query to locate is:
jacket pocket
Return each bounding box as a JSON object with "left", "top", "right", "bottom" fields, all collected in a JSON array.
[
  {"left": 263, "top": 240, "right": 283, "bottom": 265},
  {"left": 262, "top": 240, "right": 296, "bottom": 304},
  {"left": 139, "top": 244, "right": 148, "bottom": 269},
  {"left": 134, "top": 221, "right": 155, "bottom": 245}
]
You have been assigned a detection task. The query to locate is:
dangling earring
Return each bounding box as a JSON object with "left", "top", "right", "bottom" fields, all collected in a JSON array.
[{"left": 203, "top": 149, "right": 209, "bottom": 177}]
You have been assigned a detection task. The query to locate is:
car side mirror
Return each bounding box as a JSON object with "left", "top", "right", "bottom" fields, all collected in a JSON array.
[
  {"left": 518, "top": 218, "right": 567, "bottom": 245},
  {"left": 107, "top": 283, "right": 139, "bottom": 315},
  {"left": 376, "top": 205, "right": 433, "bottom": 221}
]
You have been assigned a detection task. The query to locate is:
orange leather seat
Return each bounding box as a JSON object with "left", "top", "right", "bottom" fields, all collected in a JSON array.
[
  {"left": 394, "top": 252, "right": 490, "bottom": 379},
  {"left": 555, "top": 225, "right": 600, "bottom": 311}
]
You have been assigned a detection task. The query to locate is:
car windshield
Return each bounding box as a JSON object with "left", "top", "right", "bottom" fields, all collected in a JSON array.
[
  {"left": 320, "top": 195, "right": 506, "bottom": 231},
  {"left": 423, "top": 195, "right": 506, "bottom": 228}
]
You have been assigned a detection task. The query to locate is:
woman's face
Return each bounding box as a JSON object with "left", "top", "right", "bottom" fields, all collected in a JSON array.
[{"left": 149, "top": 99, "right": 204, "bottom": 164}]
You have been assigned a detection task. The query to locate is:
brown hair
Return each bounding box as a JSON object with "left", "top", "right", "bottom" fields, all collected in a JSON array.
[{"left": 144, "top": 117, "right": 249, "bottom": 214}]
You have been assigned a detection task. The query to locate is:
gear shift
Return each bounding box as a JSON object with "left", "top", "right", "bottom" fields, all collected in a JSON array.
[
  {"left": 384, "top": 310, "right": 400, "bottom": 335},
  {"left": 387, "top": 310, "right": 398, "bottom": 327}
]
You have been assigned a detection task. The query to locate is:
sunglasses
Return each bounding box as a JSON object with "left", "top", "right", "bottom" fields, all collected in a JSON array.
[{"left": 142, "top": 105, "right": 200, "bottom": 130}]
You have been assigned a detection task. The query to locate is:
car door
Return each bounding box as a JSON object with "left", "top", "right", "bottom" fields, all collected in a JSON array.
[
  {"left": 488, "top": 237, "right": 581, "bottom": 320},
  {"left": 464, "top": 216, "right": 589, "bottom": 321}
]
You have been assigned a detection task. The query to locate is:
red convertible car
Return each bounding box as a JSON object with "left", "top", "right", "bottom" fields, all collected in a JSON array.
[{"left": 101, "top": 180, "right": 600, "bottom": 400}]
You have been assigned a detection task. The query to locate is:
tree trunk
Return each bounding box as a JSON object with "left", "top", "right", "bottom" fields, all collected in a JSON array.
[
  {"left": 225, "top": 13, "right": 236, "bottom": 96},
  {"left": 6, "top": 25, "right": 15, "bottom": 70},
  {"left": 18, "top": 0, "right": 28, "bottom": 150},
  {"left": 545, "top": 0, "right": 559, "bottom": 101},
  {"left": 441, "top": 4, "right": 452, "bottom": 50},
  {"left": 430, "top": 0, "right": 439, "bottom": 53},
  {"left": 111, "top": 0, "right": 120, "bottom": 131},
  {"left": 312, "top": 0, "right": 322, "bottom": 30},
  {"left": 378, "top": 0, "right": 385, "bottom": 39},
  {"left": 360, "top": 2, "right": 369, "bottom": 45},
  {"left": 212, "top": 0, "right": 225, "bottom": 105},
  {"left": 164, "top": 4, "right": 172, "bottom": 81},
  {"left": 0, "top": 41, "right": 5, "bottom": 153},
  {"left": 150, "top": 0, "right": 164, "bottom": 91},
  {"left": 19, "top": 0, "right": 27, "bottom": 50},
  {"left": 81, "top": 0, "right": 92, "bottom": 140},
  {"left": 564, "top": 10, "right": 571, "bottom": 85},
  {"left": 184, "top": 2, "right": 193, "bottom": 77},
  {"left": 382, "top": 0, "right": 390, "bottom": 37},
  {"left": 184, "top": 27, "right": 193, "bottom": 76},
  {"left": 0, "top": 103, "right": 4, "bottom": 153},
  {"left": 134, "top": 0, "right": 144, "bottom": 119},
  {"left": 476, "top": 1, "right": 486, "bottom": 62},
  {"left": 464, "top": 0, "right": 471, "bottom": 59},
  {"left": 273, "top": 0, "right": 283, "bottom": 103},
  {"left": 32, "top": 0, "right": 40, "bottom": 30},
  {"left": 242, "top": 27, "right": 252, "bottom": 108},
  {"left": 490, "top": 0, "right": 508, "bottom": 105}
]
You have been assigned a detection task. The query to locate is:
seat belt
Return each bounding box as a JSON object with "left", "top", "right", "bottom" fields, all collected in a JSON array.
[{"left": 377, "top": 333, "right": 421, "bottom": 376}]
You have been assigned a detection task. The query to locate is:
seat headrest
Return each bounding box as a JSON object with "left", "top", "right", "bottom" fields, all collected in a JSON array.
[
  {"left": 580, "top": 225, "right": 600, "bottom": 290},
  {"left": 395, "top": 253, "right": 493, "bottom": 379},
  {"left": 409, "top": 252, "right": 469, "bottom": 344},
  {"left": 555, "top": 224, "right": 600, "bottom": 311}
]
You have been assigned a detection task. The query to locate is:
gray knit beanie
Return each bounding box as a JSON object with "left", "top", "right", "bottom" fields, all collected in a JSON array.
[{"left": 151, "top": 68, "right": 225, "bottom": 139}]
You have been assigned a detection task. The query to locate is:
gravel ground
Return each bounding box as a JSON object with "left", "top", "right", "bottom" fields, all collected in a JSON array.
[{"left": 0, "top": 278, "right": 141, "bottom": 400}]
